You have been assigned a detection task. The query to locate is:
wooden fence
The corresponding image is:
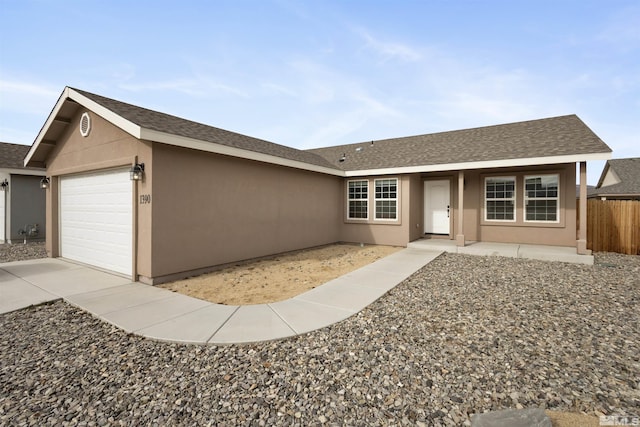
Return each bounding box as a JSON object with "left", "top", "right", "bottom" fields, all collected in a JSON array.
[{"left": 585, "top": 199, "right": 640, "bottom": 255}]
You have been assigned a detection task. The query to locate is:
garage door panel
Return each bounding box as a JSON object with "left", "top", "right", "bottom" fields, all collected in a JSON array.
[{"left": 60, "top": 169, "right": 132, "bottom": 275}]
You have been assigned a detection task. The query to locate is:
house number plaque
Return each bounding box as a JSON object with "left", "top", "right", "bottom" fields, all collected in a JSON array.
[{"left": 139, "top": 194, "right": 151, "bottom": 204}]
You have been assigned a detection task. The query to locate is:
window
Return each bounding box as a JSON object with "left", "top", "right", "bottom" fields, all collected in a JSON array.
[
  {"left": 348, "top": 180, "right": 368, "bottom": 219},
  {"left": 525, "top": 175, "right": 559, "bottom": 222},
  {"left": 485, "top": 177, "right": 515, "bottom": 221},
  {"left": 375, "top": 178, "right": 398, "bottom": 220}
]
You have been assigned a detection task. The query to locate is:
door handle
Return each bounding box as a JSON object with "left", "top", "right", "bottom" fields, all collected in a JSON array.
[{"left": 447, "top": 205, "right": 450, "bottom": 218}]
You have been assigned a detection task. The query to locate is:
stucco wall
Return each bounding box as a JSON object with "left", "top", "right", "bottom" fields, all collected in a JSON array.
[
  {"left": 432, "top": 163, "right": 578, "bottom": 246},
  {"left": 340, "top": 174, "right": 412, "bottom": 247},
  {"left": 43, "top": 110, "right": 153, "bottom": 278},
  {"left": 149, "top": 144, "right": 342, "bottom": 281}
]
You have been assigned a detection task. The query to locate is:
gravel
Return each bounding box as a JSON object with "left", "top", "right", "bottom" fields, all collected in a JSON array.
[
  {"left": 1, "top": 250, "right": 638, "bottom": 426},
  {"left": 0, "top": 242, "right": 46, "bottom": 263}
]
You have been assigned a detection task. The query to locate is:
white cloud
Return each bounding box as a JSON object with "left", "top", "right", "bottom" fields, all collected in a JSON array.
[{"left": 354, "top": 27, "right": 422, "bottom": 62}]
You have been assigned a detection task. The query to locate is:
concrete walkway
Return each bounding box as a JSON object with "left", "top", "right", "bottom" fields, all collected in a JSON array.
[
  {"left": 0, "top": 248, "right": 441, "bottom": 344},
  {"left": 0, "top": 241, "right": 592, "bottom": 344}
]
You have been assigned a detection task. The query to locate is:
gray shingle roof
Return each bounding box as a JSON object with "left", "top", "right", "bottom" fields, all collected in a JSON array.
[
  {"left": 591, "top": 157, "right": 640, "bottom": 196},
  {"left": 71, "top": 88, "right": 338, "bottom": 171},
  {"left": 0, "top": 142, "right": 31, "bottom": 169},
  {"left": 307, "top": 115, "right": 611, "bottom": 171}
]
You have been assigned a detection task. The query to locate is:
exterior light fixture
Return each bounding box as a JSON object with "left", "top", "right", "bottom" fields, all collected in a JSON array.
[
  {"left": 130, "top": 163, "right": 145, "bottom": 181},
  {"left": 39, "top": 177, "right": 50, "bottom": 189},
  {"left": 339, "top": 154, "right": 346, "bottom": 163},
  {"left": 0, "top": 179, "right": 8, "bottom": 191}
]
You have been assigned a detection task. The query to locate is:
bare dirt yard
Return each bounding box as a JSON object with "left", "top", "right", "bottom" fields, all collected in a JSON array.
[{"left": 159, "top": 243, "right": 401, "bottom": 305}]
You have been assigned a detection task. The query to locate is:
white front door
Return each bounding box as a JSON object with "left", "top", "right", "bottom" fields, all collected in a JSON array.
[
  {"left": 60, "top": 169, "right": 132, "bottom": 275},
  {"left": 424, "top": 180, "right": 450, "bottom": 235}
]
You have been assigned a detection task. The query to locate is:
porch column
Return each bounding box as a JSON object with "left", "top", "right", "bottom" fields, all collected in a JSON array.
[
  {"left": 456, "top": 171, "right": 465, "bottom": 246},
  {"left": 577, "top": 161, "right": 590, "bottom": 255}
]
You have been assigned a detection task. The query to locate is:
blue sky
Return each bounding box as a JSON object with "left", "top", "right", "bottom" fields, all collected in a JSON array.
[{"left": 1, "top": 0, "right": 638, "bottom": 184}]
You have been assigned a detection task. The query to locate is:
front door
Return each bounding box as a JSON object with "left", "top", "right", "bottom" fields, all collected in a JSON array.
[{"left": 424, "top": 180, "right": 450, "bottom": 235}]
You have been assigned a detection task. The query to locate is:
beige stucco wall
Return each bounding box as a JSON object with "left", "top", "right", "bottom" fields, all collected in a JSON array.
[
  {"left": 148, "top": 144, "right": 342, "bottom": 282},
  {"left": 340, "top": 174, "right": 412, "bottom": 247},
  {"left": 43, "top": 110, "right": 153, "bottom": 279},
  {"left": 422, "top": 163, "right": 577, "bottom": 246}
]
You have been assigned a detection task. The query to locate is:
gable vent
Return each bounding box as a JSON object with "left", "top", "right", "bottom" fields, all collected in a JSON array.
[{"left": 79, "top": 112, "right": 91, "bottom": 137}]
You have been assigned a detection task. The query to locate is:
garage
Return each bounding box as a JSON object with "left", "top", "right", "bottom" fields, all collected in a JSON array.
[{"left": 59, "top": 168, "right": 132, "bottom": 275}]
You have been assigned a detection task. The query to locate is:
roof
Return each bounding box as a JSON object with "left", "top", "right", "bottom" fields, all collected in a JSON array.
[
  {"left": 591, "top": 157, "right": 640, "bottom": 197},
  {"left": 308, "top": 115, "right": 612, "bottom": 175},
  {"left": 0, "top": 142, "right": 44, "bottom": 170},
  {"left": 25, "top": 87, "right": 612, "bottom": 176}
]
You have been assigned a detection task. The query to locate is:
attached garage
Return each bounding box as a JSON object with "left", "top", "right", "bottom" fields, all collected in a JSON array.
[{"left": 59, "top": 168, "right": 132, "bottom": 275}]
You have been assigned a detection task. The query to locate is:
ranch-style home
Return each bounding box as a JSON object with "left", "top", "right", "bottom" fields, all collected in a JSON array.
[{"left": 25, "top": 87, "right": 611, "bottom": 284}]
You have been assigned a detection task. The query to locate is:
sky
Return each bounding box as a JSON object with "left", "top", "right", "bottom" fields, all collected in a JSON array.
[{"left": 1, "top": 0, "right": 638, "bottom": 184}]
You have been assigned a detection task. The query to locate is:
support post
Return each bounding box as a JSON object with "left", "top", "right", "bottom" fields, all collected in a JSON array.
[
  {"left": 577, "top": 161, "right": 590, "bottom": 255},
  {"left": 456, "top": 171, "right": 465, "bottom": 246}
]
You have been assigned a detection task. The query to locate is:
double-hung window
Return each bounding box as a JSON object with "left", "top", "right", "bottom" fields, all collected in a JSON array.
[
  {"left": 374, "top": 178, "right": 398, "bottom": 220},
  {"left": 524, "top": 174, "right": 559, "bottom": 222},
  {"left": 348, "top": 180, "right": 368, "bottom": 219},
  {"left": 485, "top": 177, "right": 516, "bottom": 221}
]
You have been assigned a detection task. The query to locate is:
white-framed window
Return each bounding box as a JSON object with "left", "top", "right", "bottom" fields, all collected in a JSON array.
[
  {"left": 485, "top": 177, "right": 516, "bottom": 221},
  {"left": 524, "top": 174, "right": 559, "bottom": 222},
  {"left": 347, "top": 180, "right": 368, "bottom": 219},
  {"left": 374, "top": 178, "right": 398, "bottom": 220}
]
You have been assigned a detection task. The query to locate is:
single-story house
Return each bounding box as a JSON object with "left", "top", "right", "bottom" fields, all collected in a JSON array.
[
  {"left": 25, "top": 87, "right": 612, "bottom": 284},
  {"left": 588, "top": 157, "right": 640, "bottom": 200},
  {"left": 0, "top": 142, "right": 46, "bottom": 243}
]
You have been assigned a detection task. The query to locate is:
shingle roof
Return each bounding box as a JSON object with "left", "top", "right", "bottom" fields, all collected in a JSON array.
[
  {"left": 307, "top": 115, "right": 611, "bottom": 171},
  {"left": 0, "top": 142, "right": 31, "bottom": 169},
  {"left": 71, "top": 88, "right": 338, "bottom": 171},
  {"left": 591, "top": 157, "right": 640, "bottom": 196}
]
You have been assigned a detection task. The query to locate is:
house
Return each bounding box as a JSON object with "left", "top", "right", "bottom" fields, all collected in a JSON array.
[
  {"left": 24, "top": 87, "right": 612, "bottom": 284},
  {"left": 0, "top": 142, "right": 46, "bottom": 243},
  {"left": 589, "top": 157, "right": 640, "bottom": 200}
]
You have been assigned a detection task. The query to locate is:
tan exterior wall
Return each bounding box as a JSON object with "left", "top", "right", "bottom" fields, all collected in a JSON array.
[
  {"left": 421, "top": 163, "right": 577, "bottom": 247},
  {"left": 149, "top": 144, "right": 342, "bottom": 282},
  {"left": 340, "top": 174, "right": 412, "bottom": 247},
  {"left": 43, "top": 110, "right": 153, "bottom": 279}
]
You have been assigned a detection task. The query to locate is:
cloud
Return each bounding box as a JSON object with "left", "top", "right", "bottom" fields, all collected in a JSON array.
[
  {"left": 354, "top": 27, "right": 422, "bottom": 62},
  {"left": 119, "top": 77, "right": 249, "bottom": 98}
]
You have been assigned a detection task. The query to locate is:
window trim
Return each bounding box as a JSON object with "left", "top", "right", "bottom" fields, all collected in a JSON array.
[
  {"left": 484, "top": 176, "right": 517, "bottom": 222},
  {"left": 374, "top": 177, "right": 398, "bottom": 221},
  {"left": 347, "top": 179, "right": 369, "bottom": 220},
  {"left": 523, "top": 174, "right": 560, "bottom": 223}
]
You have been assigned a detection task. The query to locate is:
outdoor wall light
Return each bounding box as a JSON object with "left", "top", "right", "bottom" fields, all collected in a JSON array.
[
  {"left": 130, "top": 163, "right": 145, "bottom": 181},
  {"left": 40, "top": 177, "right": 50, "bottom": 189},
  {"left": 0, "top": 179, "right": 8, "bottom": 191},
  {"left": 339, "top": 153, "right": 346, "bottom": 162}
]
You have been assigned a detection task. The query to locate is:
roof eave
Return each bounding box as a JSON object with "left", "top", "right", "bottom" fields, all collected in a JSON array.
[{"left": 343, "top": 152, "right": 613, "bottom": 177}]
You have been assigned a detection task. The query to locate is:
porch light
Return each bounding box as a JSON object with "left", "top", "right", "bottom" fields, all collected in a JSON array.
[
  {"left": 130, "top": 163, "right": 145, "bottom": 181},
  {"left": 339, "top": 153, "right": 346, "bottom": 162},
  {"left": 39, "top": 177, "right": 50, "bottom": 189},
  {"left": 0, "top": 179, "right": 8, "bottom": 191}
]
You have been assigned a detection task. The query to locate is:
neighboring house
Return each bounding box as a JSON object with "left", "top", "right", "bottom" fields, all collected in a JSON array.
[
  {"left": 0, "top": 142, "right": 46, "bottom": 243},
  {"left": 25, "top": 87, "right": 611, "bottom": 284},
  {"left": 589, "top": 158, "right": 640, "bottom": 200}
]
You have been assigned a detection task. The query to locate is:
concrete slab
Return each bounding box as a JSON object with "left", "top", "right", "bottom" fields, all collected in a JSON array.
[
  {"left": 137, "top": 304, "right": 238, "bottom": 344},
  {"left": 17, "top": 266, "right": 132, "bottom": 297},
  {"left": 65, "top": 283, "right": 174, "bottom": 315},
  {"left": 0, "top": 273, "right": 58, "bottom": 314},
  {"left": 101, "top": 293, "right": 211, "bottom": 333},
  {"left": 408, "top": 239, "right": 460, "bottom": 253},
  {"left": 0, "top": 258, "right": 82, "bottom": 278},
  {"left": 209, "top": 304, "right": 296, "bottom": 344},
  {"left": 518, "top": 244, "right": 594, "bottom": 265},
  {"left": 471, "top": 408, "right": 551, "bottom": 427},
  {"left": 295, "top": 276, "right": 386, "bottom": 312},
  {"left": 269, "top": 298, "right": 355, "bottom": 334}
]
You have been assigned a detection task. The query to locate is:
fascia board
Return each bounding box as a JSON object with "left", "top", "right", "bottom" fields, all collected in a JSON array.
[
  {"left": 1, "top": 168, "right": 47, "bottom": 176},
  {"left": 344, "top": 152, "right": 613, "bottom": 177},
  {"left": 24, "top": 87, "right": 70, "bottom": 167}
]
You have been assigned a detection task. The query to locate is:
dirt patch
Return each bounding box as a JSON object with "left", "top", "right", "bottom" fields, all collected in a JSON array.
[
  {"left": 160, "top": 244, "right": 402, "bottom": 305},
  {"left": 546, "top": 410, "right": 600, "bottom": 427}
]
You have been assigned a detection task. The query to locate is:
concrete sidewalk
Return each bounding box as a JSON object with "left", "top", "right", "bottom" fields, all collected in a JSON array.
[{"left": 0, "top": 248, "right": 441, "bottom": 344}]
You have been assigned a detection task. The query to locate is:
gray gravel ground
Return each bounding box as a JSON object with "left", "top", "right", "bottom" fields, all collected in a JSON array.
[
  {"left": 1, "top": 248, "right": 639, "bottom": 426},
  {"left": 0, "top": 242, "right": 46, "bottom": 263}
]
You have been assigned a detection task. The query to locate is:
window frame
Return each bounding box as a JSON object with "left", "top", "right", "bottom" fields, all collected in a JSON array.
[
  {"left": 523, "top": 174, "right": 560, "bottom": 223},
  {"left": 484, "top": 176, "right": 517, "bottom": 222},
  {"left": 374, "top": 178, "right": 398, "bottom": 221},
  {"left": 347, "top": 179, "right": 369, "bottom": 220}
]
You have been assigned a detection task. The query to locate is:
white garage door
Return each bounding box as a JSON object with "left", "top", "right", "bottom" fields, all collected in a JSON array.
[{"left": 60, "top": 169, "right": 132, "bottom": 275}]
